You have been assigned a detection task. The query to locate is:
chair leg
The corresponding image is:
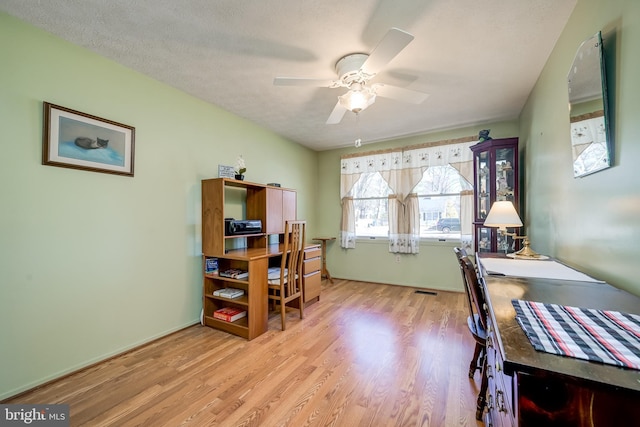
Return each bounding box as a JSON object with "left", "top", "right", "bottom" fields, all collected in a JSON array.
[
  {"left": 476, "top": 354, "right": 489, "bottom": 420},
  {"left": 280, "top": 301, "right": 286, "bottom": 331},
  {"left": 469, "top": 342, "right": 482, "bottom": 378}
]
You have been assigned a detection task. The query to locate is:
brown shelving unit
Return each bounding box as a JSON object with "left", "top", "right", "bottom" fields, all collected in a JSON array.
[{"left": 201, "top": 178, "right": 297, "bottom": 340}]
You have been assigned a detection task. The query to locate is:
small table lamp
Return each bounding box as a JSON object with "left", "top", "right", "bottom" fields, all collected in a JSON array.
[{"left": 483, "top": 201, "right": 542, "bottom": 258}]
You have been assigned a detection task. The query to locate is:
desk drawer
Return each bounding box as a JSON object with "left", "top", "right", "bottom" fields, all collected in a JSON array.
[
  {"left": 487, "top": 322, "right": 514, "bottom": 427},
  {"left": 303, "top": 257, "right": 321, "bottom": 275},
  {"left": 304, "top": 246, "right": 321, "bottom": 259},
  {"left": 303, "top": 270, "right": 321, "bottom": 301}
]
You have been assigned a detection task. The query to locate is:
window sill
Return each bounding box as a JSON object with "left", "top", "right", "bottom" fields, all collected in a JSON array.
[{"left": 355, "top": 237, "right": 461, "bottom": 246}]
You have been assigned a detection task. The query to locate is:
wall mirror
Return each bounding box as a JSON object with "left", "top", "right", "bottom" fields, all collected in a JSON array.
[{"left": 567, "top": 31, "right": 612, "bottom": 178}]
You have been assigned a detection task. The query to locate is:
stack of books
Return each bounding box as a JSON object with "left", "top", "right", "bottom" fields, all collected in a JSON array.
[
  {"left": 213, "top": 307, "right": 247, "bottom": 322},
  {"left": 213, "top": 288, "right": 245, "bottom": 299},
  {"left": 219, "top": 268, "right": 249, "bottom": 280}
]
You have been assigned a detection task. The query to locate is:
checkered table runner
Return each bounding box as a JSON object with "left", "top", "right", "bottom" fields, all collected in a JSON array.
[{"left": 512, "top": 299, "right": 640, "bottom": 370}]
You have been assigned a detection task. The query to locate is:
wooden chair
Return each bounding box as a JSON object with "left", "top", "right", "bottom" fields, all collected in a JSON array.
[
  {"left": 454, "top": 247, "right": 489, "bottom": 420},
  {"left": 268, "top": 220, "right": 306, "bottom": 331}
]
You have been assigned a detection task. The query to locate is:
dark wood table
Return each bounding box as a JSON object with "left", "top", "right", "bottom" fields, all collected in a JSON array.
[{"left": 476, "top": 253, "right": 640, "bottom": 427}]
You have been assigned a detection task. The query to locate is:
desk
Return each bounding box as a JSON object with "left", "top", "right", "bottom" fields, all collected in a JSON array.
[
  {"left": 313, "top": 237, "right": 335, "bottom": 283},
  {"left": 203, "top": 244, "right": 319, "bottom": 340},
  {"left": 477, "top": 253, "right": 640, "bottom": 426}
]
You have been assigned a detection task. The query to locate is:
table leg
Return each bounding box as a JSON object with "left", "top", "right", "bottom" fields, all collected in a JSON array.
[
  {"left": 321, "top": 241, "right": 333, "bottom": 284},
  {"left": 313, "top": 238, "right": 335, "bottom": 284}
]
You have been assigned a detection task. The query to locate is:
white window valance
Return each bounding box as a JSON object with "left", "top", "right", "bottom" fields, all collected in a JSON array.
[
  {"left": 340, "top": 149, "right": 402, "bottom": 199},
  {"left": 341, "top": 137, "right": 477, "bottom": 201}
]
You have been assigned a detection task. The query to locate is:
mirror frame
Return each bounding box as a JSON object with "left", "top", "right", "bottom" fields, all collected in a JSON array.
[{"left": 567, "top": 31, "right": 613, "bottom": 178}]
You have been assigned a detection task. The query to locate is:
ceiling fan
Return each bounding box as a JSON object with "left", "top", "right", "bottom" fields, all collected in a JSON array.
[{"left": 273, "top": 28, "right": 429, "bottom": 125}]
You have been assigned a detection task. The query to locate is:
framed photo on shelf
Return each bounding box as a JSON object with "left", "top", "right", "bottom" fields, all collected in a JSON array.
[
  {"left": 42, "top": 102, "right": 135, "bottom": 177},
  {"left": 218, "top": 164, "right": 235, "bottom": 179}
]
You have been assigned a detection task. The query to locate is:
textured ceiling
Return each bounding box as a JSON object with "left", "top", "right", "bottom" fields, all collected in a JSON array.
[{"left": 0, "top": 0, "right": 577, "bottom": 151}]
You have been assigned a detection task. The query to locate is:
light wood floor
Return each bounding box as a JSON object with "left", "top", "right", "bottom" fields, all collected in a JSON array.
[{"left": 6, "top": 279, "right": 484, "bottom": 426}]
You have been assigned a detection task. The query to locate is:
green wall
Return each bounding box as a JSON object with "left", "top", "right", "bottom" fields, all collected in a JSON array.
[
  {"left": 0, "top": 13, "right": 318, "bottom": 399},
  {"left": 519, "top": 0, "right": 640, "bottom": 296},
  {"left": 5, "top": 0, "right": 639, "bottom": 401},
  {"left": 316, "top": 121, "right": 520, "bottom": 291}
]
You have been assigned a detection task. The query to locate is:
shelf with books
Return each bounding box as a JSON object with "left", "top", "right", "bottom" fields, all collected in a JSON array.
[
  {"left": 218, "top": 268, "right": 249, "bottom": 280},
  {"left": 204, "top": 278, "right": 248, "bottom": 304},
  {"left": 213, "top": 306, "right": 247, "bottom": 322},
  {"left": 202, "top": 296, "right": 249, "bottom": 330},
  {"left": 213, "top": 287, "right": 245, "bottom": 298},
  {"left": 201, "top": 253, "right": 260, "bottom": 339},
  {"left": 204, "top": 313, "right": 249, "bottom": 334}
]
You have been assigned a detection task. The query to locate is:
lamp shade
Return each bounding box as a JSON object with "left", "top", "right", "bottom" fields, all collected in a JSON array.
[{"left": 483, "top": 201, "right": 523, "bottom": 229}]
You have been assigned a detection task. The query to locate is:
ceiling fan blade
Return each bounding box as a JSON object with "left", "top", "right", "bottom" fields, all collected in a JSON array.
[
  {"left": 326, "top": 101, "right": 348, "bottom": 124},
  {"left": 374, "top": 84, "right": 429, "bottom": 104},
  {"left": 361, "top": 28, "right": 414, "bottom": 75},
  {"left": 273, "top": 77, "right": 335, "bottom": 87}
]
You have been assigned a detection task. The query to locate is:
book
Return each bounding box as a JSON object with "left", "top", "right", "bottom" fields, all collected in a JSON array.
[
  {"left": 205, "top": 257, "right": 219, "bottom": 274},
  {"left": 219, "top": 268, "right": 249, "bottom": 280},
  {"left": 213, "top": 307, "right": 247, "bottom": 322},
  {"left": 213, "top": 287, "right": 245, "bottom": 299}
]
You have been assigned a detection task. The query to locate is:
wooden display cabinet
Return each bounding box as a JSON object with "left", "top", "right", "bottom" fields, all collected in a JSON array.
[{"left": 470, "top": 137, "right": 520, "bottom": 253}]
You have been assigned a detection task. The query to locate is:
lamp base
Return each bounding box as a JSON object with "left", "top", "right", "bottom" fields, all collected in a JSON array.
[
  {"left": 507, "top": 253, "right": 549, "bottom": 260},
  {"left": 508, "top": 236, "right": 547, "bottom": 259}
]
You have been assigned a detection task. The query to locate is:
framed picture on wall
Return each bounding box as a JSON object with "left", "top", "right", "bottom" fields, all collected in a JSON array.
[{"left": 42, "top": 102, "right": 135, "bottom": 177}]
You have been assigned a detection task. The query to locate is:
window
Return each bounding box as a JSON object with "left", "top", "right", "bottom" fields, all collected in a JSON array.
[
  {"left": 352, "top": 172, "right": 392, "bottom": 237},
  {"left": 340, "top": 137, "right": 477, "bottom": 250},
  {"left": 352, "top": 165, "right": 471, "bottom": 239},
  {"left": 414, "top": 165, "right": 472, "bottom": 239}
]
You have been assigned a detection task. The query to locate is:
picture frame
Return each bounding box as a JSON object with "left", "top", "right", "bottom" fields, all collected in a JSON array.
[
  {"left": 43, "top": 102, "right": 135, "bottom": 177},
  {"left": 218, "top": 164, "right": 235, "bottom": 179}
]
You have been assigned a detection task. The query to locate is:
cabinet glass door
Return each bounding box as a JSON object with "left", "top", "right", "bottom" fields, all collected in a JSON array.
[
  {"left": 495, "top": 147, "right": 517, "bottom": 204},
  {"left": 476, "top": 150, "right": 490, "bottom": 220},
  {"left": 477, "top": 226, "right": 492, "bottom": 253}
]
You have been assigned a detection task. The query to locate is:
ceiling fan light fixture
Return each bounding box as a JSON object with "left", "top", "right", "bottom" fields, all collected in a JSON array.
[{"left": 338, "top": 85, "right": 376, "bottom": 113}]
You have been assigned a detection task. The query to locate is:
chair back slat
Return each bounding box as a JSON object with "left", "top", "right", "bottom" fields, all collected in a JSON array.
[
  {"left": 281, "top": 220, "right": 305, "bottom": 297},
  {"left": 454, "top": 248, "right": 476, "bottom": 329},
  {"left": 454, "top": 248, "right": 488, "bottom": 331},
  {"left": 463, "top": 258, "right": 488, "bottom": 331}
]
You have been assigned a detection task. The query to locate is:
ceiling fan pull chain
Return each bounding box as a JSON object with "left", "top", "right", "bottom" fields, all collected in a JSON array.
[{"left": 355, "top": 113, "right": 362, "bottom": 148}]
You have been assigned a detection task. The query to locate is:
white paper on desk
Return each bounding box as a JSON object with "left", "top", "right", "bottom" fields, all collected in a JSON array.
[{"left": 480, "top": 258, "right": 602, "bottom": 282}]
